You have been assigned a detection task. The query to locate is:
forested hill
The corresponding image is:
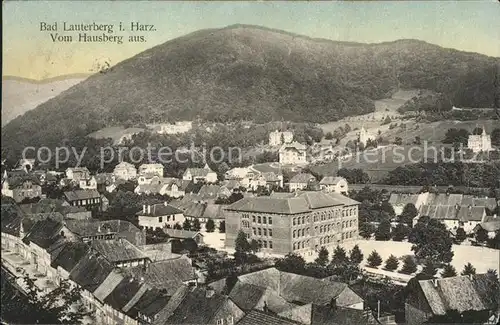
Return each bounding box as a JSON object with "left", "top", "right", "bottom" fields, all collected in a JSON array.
[{"left": 2, "top": 24, "right": 499, "bottom": 149}]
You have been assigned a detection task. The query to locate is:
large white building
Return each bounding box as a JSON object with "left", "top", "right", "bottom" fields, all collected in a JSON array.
[
  {"left": 358, "top": 127, "right": 375, "bottom": 146},
  {"left": 138, "top": 163, "right": 164, "bottom": 177},
  {"left": 113, "top": 161, "right": 137, "bottom": 181},
  {"left": 468, "top": 129, "right": 492, "bottom": 153},
  {"left": 269, "top": 130, "right": 293, "bottom": 146}
]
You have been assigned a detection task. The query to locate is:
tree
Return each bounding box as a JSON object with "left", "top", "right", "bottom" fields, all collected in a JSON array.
[
  {"left": 382, "top": 116, "right": 392, "bottom": 125},
  {"left": 475, "top": 227, "right": 488, "bottom": 243},
  {"left": 375, "top": 220, "right": 391, "bottom": 241},
  {"left": 392, "top": 223, "right": 410, "bottom": 241},
  {"left": 455, "top": 227, "right": 467, "bottom": 243},
  {"left": 359, "top": 222, "right": 375, "bottom": 239},
  {"left": 410, "top": 216, "right": 454, "bottom": 265},
  {"left": 400, "top": 255, "right": 418, "bottom": 275},
  {"left": 414, "top": 136, "right": 421, "bottom": 145},
  {"left": 486, "top": 268, "right": 498, "bottom": 279},
  {"left": 325, "top": 132, "right": 334, "bottom": 140},
  {"left": 218, "top": 220, "right": 226, "bottom": 233},
  {"left": 491, "top": 128, "right": 500, "bottom": 146},
  {"left": 394, "top": 137, "right": 403, "bottom": 146},
  {"left": 487, "top": 230, "right": 500, "bottom": 249},
  {"left": 205, "top": 219, "right": 215, "bottom": 232},
  {"left": 441, "top": 264, "right": 457, "bottom": 278},
  {"left": 1, "top": 269, "right": 91, "bottom": 325},
  {"left": 173, "top": 222, "right": 182, "bottom": 230},
  {"left": 367, "top": 250, "right": 382, "bottom": 268},
  {"left": 349, "top": 244, "right": 364, "bottom": 265},
  {"left": 331, "top": 246, "right": 349, "bottom": 266},
  {"left": 421, "top": 260, "right": 437, "bottom": 278},
  {"left": 315, "top": 246, "right": 329, "bottom": 266},
  {"left": 472, "top": 127, "right": 483, "bottom": 135},
  {"left": 384, "top": 255, "right": 399, "bottom": 271},
  {"left": 234, "top": 230, "right": 251, "bottom": 253},
  {"left": 399, "top": 203, "right": 418, "bottom": 225},
  {"left": 192, "top": 218, "right": 201, "bottom": 232},
  {"left": 182, "top": 219, "right": 192, "bottom": 231},
  {"left": 461, "top": 262, "right": 476, "bottom": 276},
  {"left": 275, "top": 253, "right": 306, "bottom": 273},
  {"left": 249, "top": 239, "right": 261, "bottom": 254}
]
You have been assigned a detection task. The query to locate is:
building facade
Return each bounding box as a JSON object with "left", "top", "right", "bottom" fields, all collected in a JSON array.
[
  {"left": 269, "top": 130, "right": 293, "bottom": 146},
  {"left": 138, "top": 164, "right": 164, "bottom": 177},
  {"left": 358, "top": 127, "right": 375, "bottom": 146},
  {"left": 279, "top": 142, "right": 307, "bottom": 165},
  {"left": 137, "top": 203, "right": 185, "bottom": 230},
  {"left": 468, "top": 129, "right": 493, "bottom": 153},
  {"left": 224, "top": 191, "right": 359, "bottom": 257},
  {"left": 113, "top": 162, "right": 138, "bottom": 181}
]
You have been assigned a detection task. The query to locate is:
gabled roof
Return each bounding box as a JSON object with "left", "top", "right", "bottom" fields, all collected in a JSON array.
[
  {"left": 237, "top": 310, "right": 300, "bottom": 325},
  {"left": 289, "top": 173, "right": 316, "bottom": 184},
  {"left": 136, "top": 203, "right": 183, "bottom": 217},
  {"left": 311, "top": 305, "right": 377, "bottom": 325},
  {"left": 69, "top": 250, "right": 115, "bottom": 292},
  {"left": 417, "top": 274, "right": 500, "bottom": 315},
  {"left": 51, "top": 241, "right": 91, "bottom": 273},
  {"left": 22, "top": 218, "right": 64, "bottom": 249},
  {"left": 130, "top": 287, "right": 171, "bottom": 317},
  {"left": 125, "top": 256, "right": 196, "bottom": 294},
  {"left": 319, "top": 176, "right": 346, "bottom": 185},
  {"left": 104, "top": 275, "right": 144, "bottom": 311},
  {"left": 388, "top": 193, "right": 419, "bottom": 206},
  {"left": 163, "top": 228, "right": 202, "bottom": 239},
  {"left": 475, "top": 220, "right": 500, "bottom": 232},
  {"left": 91, "top": 239, "right": 147, "bottom": 263},
  {"left": 280, "top": 142, "right": 307, "bottom": 151},
  {"left": 65, "top": 219, "right": 140, "bottom": 237},
  {"left": 64, "top": 189, "right": 100, "bottom": 201}
]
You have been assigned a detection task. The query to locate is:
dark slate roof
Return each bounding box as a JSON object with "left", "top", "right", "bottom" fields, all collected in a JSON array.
[
  {"left": 417, "top": 274, "right": 500, "bottom": 315},
  {"left": 319, "top": 176, "right": 346, "bottom": 186},
  {"left": 229, "top": 281, "right": 267, "bottom": 310},
  {"left": 461, "top": 196, "right": 498, "bottom": 210},
  {"left": 130, "top": 288, "right": 171, "bottom": 317},
  {"left": 152, "top": 285, "right": 191, "bottom": 325},
  {"left": 475, "top": 220, "right": 500, "bottom": 232},
  {"left": 311, "top": 305, "right": 377, "bottom": 325},
  {"left": 166, "top": 288, "right": 229, "bottom": 324},
  {"left": 104, "top": 275, "right": 144, "bottom": 311},
  {"left": 136, "top": 203, "right": 184, "bottom": 217},
  {"left": 64, "top": 189, "right": 100, "bottom": 201},
  {"left": 237, "top": 310, "right": 300, "bottom": 325},
  {"left": 388, "top": 193, "right": 419, "bottom": 206},
  {"left": 90, "top": 239, "right": 147, "bottom": 263},
  {"left": 22, "top": 218, "right": 64, "bottom": 249},
  {"left": 289, "top": 173, "right": 316, "bottom": 184},
  {"left": 4, "top": 175, "right": 41, "bottom": 188},
  {"left": 64, "top": 219, "right": 140, "bottom": 237},
  {"left": 125, "top": 256, "right": 196, "bottom": 294},
  {"left": 163, "top": 229, "right": 202, "bottom": 239},
  {"left": 69, "top": 250, "right": 115, "bottom": 292},
  {"left": 51, "top": 241, "right": 90, "bottom": 273}
]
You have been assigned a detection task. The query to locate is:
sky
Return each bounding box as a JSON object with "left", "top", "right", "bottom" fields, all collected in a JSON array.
[{"left": 3, "top": 1, "right": 500, "bottom": 80}]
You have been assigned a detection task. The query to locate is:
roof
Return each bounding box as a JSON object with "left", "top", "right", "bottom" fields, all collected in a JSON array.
[
  {"left": 417, "top": 274, "right": 500, "bottom": 315},
  {"left": 137, "top": 203, "right": 184, "bottom": 217},
  {"left": 152, "top": 285, "right": 191, "bottom": 325},
  {"left": 22, "top": 218, "right": 64, "bottom": 249},
  {"left": 125, "top": 256, "right": 196, "bottom": 294},
  {"left": 165, "top": 288, "right": 230, "bottom": 324},
  {"left": 426, "top": 193, "right": 463, "bottom": 206},
  {"left": 198, "top": 184, "right": 227, "bottom": 199},
  {"left": 225, "top": 191, "right": 354, "bottom": 214},
  {"left": 311, "top": 305, "right": 377, "bottom": 325},
  {"left": 4, "top": 175, "right": 41, "bottom": 188},
  {"left": 289, "top": 173, "right": 316, "bottom": 184},
  {"left": 237, "top": 310, "right": 300, "bottom": 325},
  {"left": 461, "top": 196, "right": 498, "bottom": 210},
  {"left": 475, "top": 221, "right": 500, "bottom": 232},
  {"left": 456, "top": 206, "right": 486, "bottom": 222},
  {"left": 229, "top": 281, "right": 268, "bottom": 311},
  {"left": 183, "top": 165, "right": 214, "bottom": 177},
  {"left": 163, "top": 228, "right": 202, "bottom": 239},
  {"left": 51, "top": 241, "right": 91, "bottom": 273},
  {"left": 280, "top": 142, "right": 307, "bottom": 151},
  {"left": 114, "top": 161, "right": 136, "bottom": 169},
  {"left": 388, "top": 193, "right": 419, "bottom": 206},
  {"left": 130, "top": 287, "right": 171, "bottom": 317},
  {"left": 1, "top": 203, "right": 33, "bottom": 236},
  {"left": 104, "top": 275, "right": 144, "bottom": 311},
  {"left": 69, "top": 250, "right": 115, "bottom": 292},
  {"left": 64, "top": 219, "right": 140, "bottom": 237},
  {"left": 64, "top": 189, "right": 100, "bottom": 202},
  {"left": 319, "top": 176, "right": 346, "bottom": 185},
  {"left": 91, "top": 239, "right": 147, "bottom": 263}
]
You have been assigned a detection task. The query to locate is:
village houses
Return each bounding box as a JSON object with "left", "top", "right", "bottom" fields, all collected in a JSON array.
[
  {"left": 138, "top": 163, "right": 164, "bottom": 177},
  {"left": 113, "top": 161, "right": 138, "bottom": 181},
  {"left": 1, "top": 175, "right": 42, "bottom": 203},
  {"left": 137, "top": 203, "right": 185, "bottom": 230},
  {"left": 269, "top": 130, "right": 293, "bottom": 146},
  {"left": 279, "top": 142, "right": 308, "bottom": 165},
  {"left": 319, "top": 176, "right": 349, "bottom": 194},
  {"left": 182, "top": 164, "right": 218, "bottom": 184}
]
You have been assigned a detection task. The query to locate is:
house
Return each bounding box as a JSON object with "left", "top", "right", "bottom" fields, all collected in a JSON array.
[
  {"left": 137, "top": 203, "right": 185, "bottom": 230},
  {"left": 79, "top": 175, "right": 98, "bottom": 190},
  {"left": 405, "top": 274, "right": 500, "bottom": 325},
  {"left": 17, "top": 158, "right": 36, "bottom": 173},
  {"left": 269, "top": 130, "right": 294, "bottom": 146},
  {"left": 19, "top": 199, "right": 93, "bottom": 221},
  {"left": 289, "top": 173, "right": 317, "bottom": 192},
  {"left": 139, "top": 163, "right": 164, "bottom": 177},
  {"left": 279, "top": 142, "right": 307, "bottom": 165},
  {"left": 225, "top": 167, "right": 251, "bottom": 180},
  {"left": 129, "top": 287, "right": 171, "bottom": 325},
  {"left": 163, "top": 229, "right": 204, "bottom": 245},
  {"left": 113, "top": 161, "right": 138, "bottom": 181},
  {"left": 183, "top": 164, "right": 218, "bottom": 184},
  {"left": 358, "top": 127, "right": 375, "bottom": 146},
  {"left": 63, "top": 219, "right": 146, "bottom": 246},
  {"left": 319, "top": 176, "right": 349, "bottom": 194},
  {"left": 151, "top": 121, "right": 193, "bottom": 135},
  {"left": 389, "top": 193, "right": 427, "bottom": 216},
  {"left": 135, "top": 177, "right": 189, "bottom": 198},
  {"left": 468, "top": 128, "right": 493, "bottom": 153},
  {"left": 418, "top": 204, "right": 488, "bottom": 233},
  {"left": 1, "top": 175, "right": 42, "bottom": 203},
  {"left": 90, "top": 238, "right": 149, "bottom": 268},
  {"left": 156, "top": 287, "right": 245, "bottom": 325},
  {"left": 225, "top": 191, "right": 359, "bottom": 256},
  {"left": 94, "top": 173, "right": 116, "bottom": 192},
  {"left": 473, "top": 214, "right": 500, "bottom": 238},
  {"left": 66, "top": 167, "right": 90, "bottom": 182},
  {"left": 64, "top": 189, "right": 102, "bottom": 212}
]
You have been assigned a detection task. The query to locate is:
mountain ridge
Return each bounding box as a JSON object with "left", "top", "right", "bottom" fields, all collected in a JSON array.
[{"left": 2, "top": 24, "right": 499, "bottom": 150}]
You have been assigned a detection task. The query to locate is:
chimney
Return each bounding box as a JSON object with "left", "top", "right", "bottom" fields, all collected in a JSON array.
[
  {"left": 147, "top": 205, "right": 151, "bottom": 214},
  {"left": 206, "top": 287, "right": 215, "bottom": 298},
  {"left": 142, "top": 205, "right": 146, "bottom": 213}
]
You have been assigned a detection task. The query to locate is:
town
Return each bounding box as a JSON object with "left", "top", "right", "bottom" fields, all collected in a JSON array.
[{"left": 1, "top": 124, "right": 499, "bottom": 325}]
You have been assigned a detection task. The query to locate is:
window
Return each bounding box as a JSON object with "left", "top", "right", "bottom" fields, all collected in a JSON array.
[
  {"left": 253, "top": 228, "right": 256, "bottom": 235},
  {"left": 293, "top": 230, "right": 296, "bottom": 238},
  {"left": 263, "top": 216, "right": 267, "bottom": 224},
  {"left": 228, "top": 317, "right": 234, "bottom": 325},
  {"left": 258, "top": 228, "right": 262, "bottom": 236},
  {"left": 252, "top": 216, "right": 256, "bottom": 222},
  {"left": 269, "top": 229, "right": 273, "bottom": 237},
  {"left": 293, "top": 218, "right": 296, "bottom": 226},
  {"left": 263, "top": 229, "right": 267, "bottom": 236},
  {"left": 269, "top": 217, "right": 272, "bottom": 224},
  {"left": 301, "top": 229, "right": 305, "bottom": 237},
  {"left": 301, "top": 216, "right": 305, "bottom": 224},
  {"left": 269, "top": 241, "right": 273, "bottom": 249},
  {"left": 217, "top": 319, "right": 223, "bottom": 325},
  {"left": 263, "top": 241, "right": 268, "bottom": 248},
  {"left": 158, "top": 217, "right": 163, "bottom": 223},
  {"left": 258, "top": 216, "right": 262, "bottom": 224}
]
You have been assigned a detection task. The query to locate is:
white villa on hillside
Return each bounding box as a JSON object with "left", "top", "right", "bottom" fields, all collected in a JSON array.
[
  {"left": 183, "top": 164, "right": 218, "bottom": 184},
  {"left": 358, "top": 127, "right": 375, "bottom": 146},
  {"left": 113, "top": 162, "right": 137, "bottom": 181},
  {"left": 468, "top": 129, "right": 493, "bottom": 153},
  {"left": 138, "top": 163, "right": 164, "bottom": 177},
  {"left": 279, "top": 142, "right": 307, "bottom": 165},
  {"left": 319, "top": 176, "right": 349, "bottom": 194}
]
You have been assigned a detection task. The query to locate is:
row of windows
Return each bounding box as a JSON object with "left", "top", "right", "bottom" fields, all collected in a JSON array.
[
  {"left": 293, "top": 240, "right": 309, "bottom": 250},
  {"left": 342, "top": 231, "right": 356, "bottom": 240},
  {"left": 253, "top": 228, "right": 273, "bottom": 237},
  {"left": 252, "top": 215, "right": 273, "bottom": 225},
  {"left": 292, "top": 219, "right": 357, "bottom": 238},
  {"left": 257, "top": 240, "right": 273, "bottom": 249}
]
